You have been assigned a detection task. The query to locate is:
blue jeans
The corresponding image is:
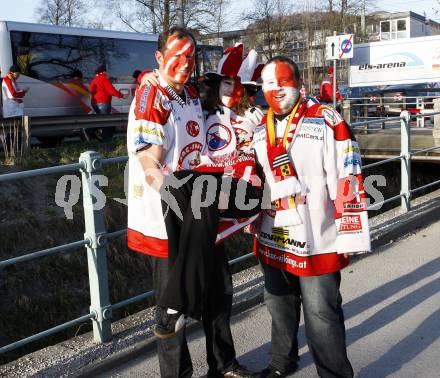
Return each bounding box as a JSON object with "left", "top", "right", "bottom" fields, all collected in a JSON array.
[
  {"left": 88, "top": 103, "right": 114, "bottom": 141},
  {"left": 92, "top": 102, "right": 111, "bottom": 114},
  {"left": 262, "top": 263, "right": 353, "bottom": 378}
]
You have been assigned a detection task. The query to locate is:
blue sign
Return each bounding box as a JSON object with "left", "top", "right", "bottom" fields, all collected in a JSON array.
[{"left": 341, "top": 39, "right": 353, "bottom": 54}]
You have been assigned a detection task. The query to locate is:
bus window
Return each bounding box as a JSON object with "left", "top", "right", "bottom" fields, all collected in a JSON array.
[
  {"left": 105, "top": 39, "right": 157, "bottom": 83},
  {"left": 10, "top": 31, "right": 157, "bottom": 83},
  {"left": 11, "top": 31, "right": 85, "bottom": 81}
]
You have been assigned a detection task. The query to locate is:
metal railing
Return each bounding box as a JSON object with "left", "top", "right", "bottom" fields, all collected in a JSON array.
[{"left": 1, "top": 110, "right": 440, "bottom": 355}]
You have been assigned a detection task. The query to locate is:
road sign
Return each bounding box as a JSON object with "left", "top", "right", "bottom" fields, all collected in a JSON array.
[{"left": 326, "top": 34, "right": 354, "bottom": 60}]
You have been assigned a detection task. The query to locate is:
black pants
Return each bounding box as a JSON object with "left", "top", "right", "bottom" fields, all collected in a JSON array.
[
  {"left": 262, "top": 263, "right": 353, "bottom": 378},
  {"left": 159, "top": 170, "right": 262, "bottom": 319},
  {"left": 148, "top": 249, "right": 236, "bottom": 377}
]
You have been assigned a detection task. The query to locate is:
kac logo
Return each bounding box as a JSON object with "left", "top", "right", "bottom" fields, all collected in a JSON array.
[
  {"left": 207, "top": 123, "right": 232, "bottom": 151},
  {"left": 186, "top": 120, "right": 200, "bottom": 137}
]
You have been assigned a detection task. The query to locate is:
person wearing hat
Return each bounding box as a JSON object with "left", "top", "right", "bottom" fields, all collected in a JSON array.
[
  {"left": 318, "top": 66, "right": 343, "bottom": 105},
  {"left": 1, "top": 65, "right": 29, "bottom": 118}
]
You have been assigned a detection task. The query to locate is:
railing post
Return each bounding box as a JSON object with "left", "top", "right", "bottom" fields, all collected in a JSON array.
[
  {"left": 400, "top": 111, "right": 411, "bottom": 212},
  {"left": 416, "top": 97, "right": 424, "bottom": 128},
  {"left": 342, "top": 99, "right": 351, "bottom": 124},
  {"left": 79, "top": 151, "right": 112, "bottom": 343},
  {"left": 22, "top": 115, "right": 30, "bottom": 154},
  {"left": 434, "top": 98, "right": 440, "bottom": 139}
]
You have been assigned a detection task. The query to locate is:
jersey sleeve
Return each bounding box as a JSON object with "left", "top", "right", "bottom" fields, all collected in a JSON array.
[
  {"left": 127, "top": 85, "right": 171, "bottom": 153},
  {"left": 322, "top": 106, "right": 371, "bottom": 254}
]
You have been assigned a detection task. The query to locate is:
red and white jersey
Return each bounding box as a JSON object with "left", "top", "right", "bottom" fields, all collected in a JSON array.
[
  {"left": 1, "top": 76, "right": 25, "bottom": 118},
  {"left": 196, "top": 104, "right": 263, "bottom": 243},
  {"left": 252, "top": 99, "right": 370, "bottom": 276},
  {"left": 196, "top": 105, "right": 262, "bottom": 186},
  {"left": 127, "top": 74, "right": 205, "bottom": 258}
]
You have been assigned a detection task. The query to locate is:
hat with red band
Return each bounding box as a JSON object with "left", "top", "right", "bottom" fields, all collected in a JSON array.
[{"left": 205, "top": 43, "right": 262, "bottom": 85}]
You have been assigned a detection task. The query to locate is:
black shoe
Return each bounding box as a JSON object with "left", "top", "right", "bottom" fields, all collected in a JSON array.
[
  {"left": 153, "top": 306, "right": 186, "bottom": 339},
  {"left": 259, "top": 364, "right": 297, "bottom": 378},
  {"left": 223, "top": 363, "right": 254, "bottom": 377}
]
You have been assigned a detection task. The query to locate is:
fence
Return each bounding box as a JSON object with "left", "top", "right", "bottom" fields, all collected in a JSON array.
[
  {"left": 0, "top": 114, "right": 128, "bottom": 153},
  {"left": 343, "top": 95, "right": 439, "bottom": 128},
  {"left": 1, "top": 111, "right": 440, "bottom": 355}
]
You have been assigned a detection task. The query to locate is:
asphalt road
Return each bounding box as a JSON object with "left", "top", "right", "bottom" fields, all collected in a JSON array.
[{"left": 99, "top": 221, "right": 440, "bottom": 378}]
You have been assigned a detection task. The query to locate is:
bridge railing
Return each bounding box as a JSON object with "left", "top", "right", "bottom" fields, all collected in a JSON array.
[{"left": 1, "top": 110, "right": 440, "bottom": 355}]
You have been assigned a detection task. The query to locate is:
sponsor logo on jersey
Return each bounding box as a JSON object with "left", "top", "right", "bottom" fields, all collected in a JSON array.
[
  {"left": 299, "top": 122, "right": 324, "bottom": 136},
  {"left": 339, "top": 214, "right": 362, "bottom": 232},
  {"left": 133, "top": 126, "right": 165, "bottom": 140},
  {"left": 186, "top": 120, "right": 200, "bottom": 137},
  {"left": 343, "top": 157, "right": 361, "bottom": 168},
  {"left": 301, "top": 117, "right": 325, "bottom": 125},
  {"left": 207, "top": 123, "right": 232, "bottom": 151},
  {"left": 139, "top": 86, "right": 151, "bottom": 113},
  {"left": 178, "top": 141, "right": 203, "bottom": 169},
  {"left": 260, "top": 229, "right": 307, "bottom": 249},
  {"left": 344, "top": 202, "right": 366, "bottom": 211},
  {"left": 342, "top": 146, "right": 360, "bottom": 154},
  {"left": 192, "top": 99, "right": 199, "bottom": 106},
  {"left": 296, "top": 133, "right": 324, "bottom": 141}
]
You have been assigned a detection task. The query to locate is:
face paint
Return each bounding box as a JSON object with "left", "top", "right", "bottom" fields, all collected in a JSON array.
[
  {"left": 219, "top": 77, "right": 244, "bottom": 108},
  {"left": 163, "top": 35, "right": 195, "bottom": 84},
  {"left": 262, "top": 61, "right": 299, "bottom": 115}
]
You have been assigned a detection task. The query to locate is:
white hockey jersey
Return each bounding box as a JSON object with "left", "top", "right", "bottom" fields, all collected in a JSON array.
[
  {"left": 252, "top": 99, "right": 371, "bottom": 276},
  {"left": 126, "top": 75, "right": 205, "bottom": 258}
]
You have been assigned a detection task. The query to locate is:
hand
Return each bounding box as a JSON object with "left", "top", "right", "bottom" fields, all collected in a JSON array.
[{"left": 141, "top": 70, "right": 159, "bottom": 87}]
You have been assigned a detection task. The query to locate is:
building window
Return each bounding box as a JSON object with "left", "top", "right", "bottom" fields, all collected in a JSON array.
[
  {"left": 380, "top": 21, "right": 390, "bottom": 33},
  {"left": 397, "top": 19, "right": 406, "bottom": 31}
]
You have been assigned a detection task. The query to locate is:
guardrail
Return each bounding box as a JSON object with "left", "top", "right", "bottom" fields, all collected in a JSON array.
[
  {"left": 0, "top": 114, "right": 128, "bottom": 151},
  {"left": 1, "top": 110, "right": 440, "bottom": 355}
]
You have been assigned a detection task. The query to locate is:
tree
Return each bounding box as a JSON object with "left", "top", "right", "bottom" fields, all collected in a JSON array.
[
  {"left": 101, "top": 0, "right": 232, "bottom": 34},
  {"left": 35, "top": 0, "right": 86, "bottom": 26},
  {"left": 243, "top": 0, "right": 293, "bottom": 60}
]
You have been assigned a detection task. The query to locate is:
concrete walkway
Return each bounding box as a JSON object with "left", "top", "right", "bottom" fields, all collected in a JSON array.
[{"left": 100, "top": 221, "right": 440, "bottom": 378}]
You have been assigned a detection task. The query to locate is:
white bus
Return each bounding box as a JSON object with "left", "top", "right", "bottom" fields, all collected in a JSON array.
[{"left": 0, "top": 21, "right": 222, "bottom": 118}]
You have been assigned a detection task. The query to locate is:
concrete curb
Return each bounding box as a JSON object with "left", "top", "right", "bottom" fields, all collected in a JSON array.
[{"left": 72, "top": 192, "right": 440, "bottom": 377}]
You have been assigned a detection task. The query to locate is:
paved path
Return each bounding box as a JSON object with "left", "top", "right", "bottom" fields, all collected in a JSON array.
[{"left": 100, "top": 221, "right": 440, "bottom": 377}]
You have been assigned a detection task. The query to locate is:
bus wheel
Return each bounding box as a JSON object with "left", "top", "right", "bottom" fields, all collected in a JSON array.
[{"left": 37, "top": 136, "right": 64, "bottom": 147}]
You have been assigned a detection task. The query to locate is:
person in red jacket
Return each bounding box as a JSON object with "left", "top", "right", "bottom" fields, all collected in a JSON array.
[
  {"left": 1, "top": 65, "right": 29, "bottom": 118},
  {"left": 319, "top": 66, "right": 343, "bottom": 104},
  {"left": 87, "top": 64, "right": 125, "bottom": 141}
]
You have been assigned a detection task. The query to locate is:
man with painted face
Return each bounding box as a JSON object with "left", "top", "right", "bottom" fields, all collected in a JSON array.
[
  {"left": 251, "top": 57, "right": 371, "bottom": 378},
  {"left": 126, "top": 27, "right": 252, "bottom": 378}
]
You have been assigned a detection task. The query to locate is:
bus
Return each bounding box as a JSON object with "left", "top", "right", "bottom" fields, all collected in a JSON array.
[{"left": 0, "top": 21, "right": 223, "bottom": 127}]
